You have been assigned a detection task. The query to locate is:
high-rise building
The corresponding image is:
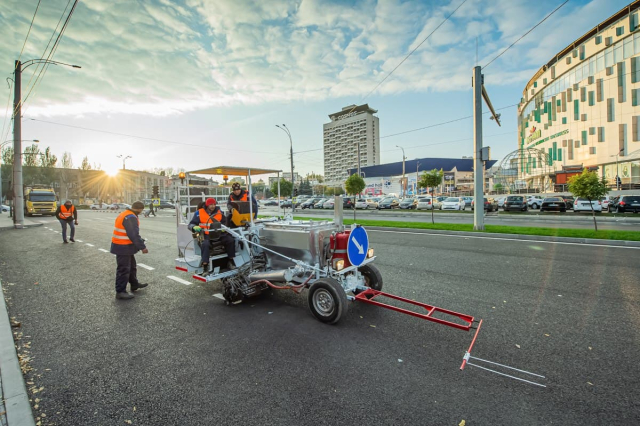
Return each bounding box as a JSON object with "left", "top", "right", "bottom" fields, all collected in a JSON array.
[{"left": 323, "top": 104, "right": 380, "bottom": 185}]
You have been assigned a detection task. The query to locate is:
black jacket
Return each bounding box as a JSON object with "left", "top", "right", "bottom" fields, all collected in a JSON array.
[
  {"left": 109, "top": 211, "right": 147, "bottom": 255},
  {"left": 227, "top": 190, "right": 258, "bottom": 215}
]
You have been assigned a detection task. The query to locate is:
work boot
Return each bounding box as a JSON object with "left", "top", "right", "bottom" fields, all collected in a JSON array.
[
  {"left": 227, "top": 260, "right": 237, "bottom": 270},
  {"left": 63, "top": 240, "right": 68, "bottom": 244},
  {"left": 116, "top": 292, "right": 134, "bottom": 300},
  {"left": 131, "top": 283, "right": 148, "bottom": 292},
  {"left": 69, "top": 238, "right": 75, "bottom": 242}
]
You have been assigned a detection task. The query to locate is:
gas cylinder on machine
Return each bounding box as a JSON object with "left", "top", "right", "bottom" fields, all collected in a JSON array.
[{"left": 330, "top": 230, "right": 351, "bottom": 267}]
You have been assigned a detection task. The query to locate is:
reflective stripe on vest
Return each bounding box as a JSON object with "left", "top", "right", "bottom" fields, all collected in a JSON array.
[
  {"left": 112, "top": 210, "right": 139, "bottom": 245},
  {"left": 60, "top": 205, "right": 74, "bottom": 219},
  {"left": 198, "top": 208, "right": 223, "bottom": 235}
]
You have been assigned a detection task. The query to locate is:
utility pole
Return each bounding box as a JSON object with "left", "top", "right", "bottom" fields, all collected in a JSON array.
[
  {"left": 472, "top": 65, "right": 501, "bottom": 231},
  {"left": 356, "top": 142, "right": 361, "bottom": 177},
  {"left": 416, "top": 162, "right": 421, "bottom": 195},
  {"left": 276, "top": 124, "right": 295, "bottom": 211},
  {"left": 13, "top": 60, "right": 24, "bottom": 228},
  {"left": 396, "top": 145, "right": 406, "bottom": 198}
]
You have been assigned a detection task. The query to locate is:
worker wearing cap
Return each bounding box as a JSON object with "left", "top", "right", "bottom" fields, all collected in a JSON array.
[
  {"left": 110, "top": 201, "right": 149, "bottom": 300},
  {"left": 55, "top": 200, "right": 78, "bottom": 243},
  {"left": 227, "top": 182, "right": 258, "bottom": 218},
  {"left": 189, "top": 198, "right": 236, "bottom": 272}
]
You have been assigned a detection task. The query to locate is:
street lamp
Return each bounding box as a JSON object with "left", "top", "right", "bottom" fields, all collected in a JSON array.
[
  {"left": 1, "top": 139, "right": 38, "bottom": 215},
  {"left": 117, "top": 154, "right": 132, "bottom": 170},
  {"left": 396, "top": 145, "right": 406, "bottom": 198},
  {"left": 610, "top": 147, "right": 625, "bottom": 190},
  {"left": 12, "top": 58, "right": 80, "bottom": 228},
  {"left": 276, "top": 124, "right": 295, "bottom": 211}
]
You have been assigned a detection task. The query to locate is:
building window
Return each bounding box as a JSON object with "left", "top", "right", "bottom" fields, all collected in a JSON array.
[
  {"left": 580, "top": 87, "right": 586, "bottom": 102},
  {"left": 624, "top": 36, "right": 634, "bottom": 59},
  {"left": 589, "top": 147, "right": 597, "bottom": 155},
  {"left": 558, "top": 148, "right": 563, "bottom": 161},
  {"left": 574, "top": 99, "right": 580, "bottom": 121},
  {"left": 605, "top": 36, "right": 613, "bottom": 46},
  {"left": 562, "top": 117, "right": 567, "bottom": 124},
  {"left": 553, "top": 142, "right": 558, "bottom": 160},
  {"left": 566, "top": 56, "right": 571, "bottom": 65},
  {"left": 607, "top": 98, "right": 615, "bottom": 122},
  {"left": 619, "top": 124, "right": 627, "bottom": 152},
  {"left": 598, "top": 127, "right": 605, "bottom": 142},
  {"left": 595, "top": 35, "right": 602, "bottom": 45},
  {"left": 616, "top": 26, "right": 624, "bottom": 36},
  {"left": 574, "top": 140, "right": 580, "bottom": 148},
  {"left": 589, "top": 127, "right": 596, "bottom": 135},
  {"left": 633, "top": 88, "right": 640, "bottom": 106},
  {"left": 597, "top": 79, "right": 604, "bottom": 102},
  {"left": 568, "top": 141, "right": 574, "bottom": 160},
  {"left": 633, "top": 116, "right": 640, "bottom": 142},
  {"left": 582, "top": 130, "right": 588, "bottom": 145},
  {"left": 632, "top": 13, "right": 639, "bottom": 32},
  {"left": 632, "top": 57, "right": 640, "bottom": 83},
  {"left": 588, "top": 91, "right": 595, "bottom": 106},
  {"left": 579, "top": 45, "right": 586, "bottom": 60}
]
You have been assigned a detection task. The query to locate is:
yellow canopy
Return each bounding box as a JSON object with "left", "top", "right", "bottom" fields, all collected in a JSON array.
[{"left": 187, "top": 166, "right": 282, "bottom": 177}]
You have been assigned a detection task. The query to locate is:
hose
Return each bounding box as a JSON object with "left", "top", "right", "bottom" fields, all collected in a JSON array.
[{"left": 250, "top": 274, "right": 313, "bottom": 295}]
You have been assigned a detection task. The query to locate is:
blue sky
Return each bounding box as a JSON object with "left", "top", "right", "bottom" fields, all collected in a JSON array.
[{"left": 0, "top": 0, "right": 632, "bottom": 177}]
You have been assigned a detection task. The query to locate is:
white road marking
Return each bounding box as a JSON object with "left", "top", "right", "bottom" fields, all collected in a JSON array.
[
  {"left": 85, "top": 243, "right": 95, "bottom": 247},
  {"left": 213, "top": 293, "right": 225, "bottom": 300},
  {"left": 368, "top": 229, "right": 640, "bottom": 250},
  {"left": 98, "top": 248, "right": 109, "bottom": 253},
  {"left": 75, "top": 239, "right": 83, "bottom": 242},
  {"left": 167, "top": 275, "right": 192, "bottom": 285},
  {"left": 137, "top": 263, "right": 155, "bottom": 270},
  {"left": 38, "top": 220, "right": 48, "bottom": 223}
]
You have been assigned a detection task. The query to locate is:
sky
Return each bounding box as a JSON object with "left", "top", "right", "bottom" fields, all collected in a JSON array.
[{"left": 0, "top": 0, "right": 632, "bottom": 179}]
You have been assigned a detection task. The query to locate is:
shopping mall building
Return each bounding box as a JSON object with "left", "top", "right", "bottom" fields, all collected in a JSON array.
[{"left": 517, "top": 1, "right": 640, "bottom": 190}]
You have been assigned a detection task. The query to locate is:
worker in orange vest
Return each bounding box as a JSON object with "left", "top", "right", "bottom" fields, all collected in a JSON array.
[
  {"left": 189, "top": 198, "right": 236, "bottom": 273},
  {"left": 110, "top": 201, "right": 149, "bottom": 300},
  {"left": 55, "top": 200, "right": 78, "bottom": 243}
]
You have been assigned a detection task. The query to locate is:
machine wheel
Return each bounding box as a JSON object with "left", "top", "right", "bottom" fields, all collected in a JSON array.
[
  {"left": 356, "top": 264, "right": 383, "bottom": 293},
  {"left": 308, "top": 278, "right": 348, "bottom": 324}
]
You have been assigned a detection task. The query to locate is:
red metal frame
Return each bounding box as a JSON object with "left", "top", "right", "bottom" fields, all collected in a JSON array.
[
  {"left": 354, "top": 289, "right": 475, "bottom": 331},
  {"left": 175, "top": 266, "right": 188, "bottom": 272},
  {"left": 460, "top": 319, "right": 483, "bottom": 370}
]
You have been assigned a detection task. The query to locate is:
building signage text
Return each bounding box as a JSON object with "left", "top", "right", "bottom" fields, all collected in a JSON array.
[{"left": 527, "top": 129, "right": 569, "bottom": 148}]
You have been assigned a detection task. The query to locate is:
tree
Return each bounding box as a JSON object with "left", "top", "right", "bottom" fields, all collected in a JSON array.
[
  {"left": 59, "top": 152, "right": 74, "bottom": 200},
  {"left": 23, "top": 144, "right": 40, "bottom": 167},
  {"left": 306, "top": 172, "right": 324, "bottom": 184},
  {"left": 39, "top": 147, "right": 58, "bottom": 185},
  {"left": 298, "top": 179, "right": 313, "bottom": 196},
  {"left": 1, "top": 146, "right": 13, "bottom": 165},
  {"left": 345, "top": 174, "right": 365, "bottom": 195},
  {"left": 568, "top": 169, "right": 609, "bottom": 231},
  {"left": 270, "top": 178, "right": 292, "bottom": 198},
  {"left": 493, "top": 183, "right": 504, "bottom": 193},
  {"left": 79, "top": 156, "right": 92, "bottom": 170},
  {"left": 418, "top": 169, "right": 443, "bottom": 224}
]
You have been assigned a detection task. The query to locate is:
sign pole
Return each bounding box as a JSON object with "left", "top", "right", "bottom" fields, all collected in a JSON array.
[{"left": 473, "top": 66, "right": 484, "bottom": 231}]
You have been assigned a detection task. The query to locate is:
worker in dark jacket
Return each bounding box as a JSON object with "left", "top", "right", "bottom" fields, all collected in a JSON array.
[
  {"left": 189, "top": 198, "right": 236, "bottom": 273},
  {"left": 56, "top": 200, "right": 78, "bottom": 243},
  {"left": 227, "top": 182, "right": 258, "bottom": 216},
  {"left": 110, "top": 200, "right": 149, "bottom": 300}
]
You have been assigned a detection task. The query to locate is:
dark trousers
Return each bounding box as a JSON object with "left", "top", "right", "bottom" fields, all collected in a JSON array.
[
  {"left": 59, "top": 219, "right": 75, "bottom": 241},
  {"left": 115, "top": 254, "right": 140, "bottom": 293},
  {"left": 200, "top": 233, "right": 236, "bottom": 265}
]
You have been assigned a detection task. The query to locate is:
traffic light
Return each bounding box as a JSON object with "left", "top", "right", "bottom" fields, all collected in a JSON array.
[
  {"left": 293, "top": 188, "right": 298, "bottom": 197},
  {"left": 152, "top": 185, "right": 159, "bottom": 197},
  {"left": 616, "top": 176, "right": 622, "bottom": 188}
]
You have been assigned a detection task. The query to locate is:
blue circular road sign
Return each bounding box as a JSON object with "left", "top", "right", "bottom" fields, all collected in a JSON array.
[{"left": 347, "top": 226, "right": 369, "bottom": 267}]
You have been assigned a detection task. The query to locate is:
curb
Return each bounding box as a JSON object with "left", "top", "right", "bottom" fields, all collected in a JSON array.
[
  {"left": 365, "top": 226, "right": 640, "bottom": 248},
  {"left": 0, "top": 279, "right": 36, "bottom": 426},
  {"left": 0, "top": 220, "right": 43, "bottom": 232}
]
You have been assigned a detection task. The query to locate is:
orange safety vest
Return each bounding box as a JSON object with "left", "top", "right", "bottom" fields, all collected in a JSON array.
[
  {"left": 198, "top": 208, "right": 223, "bottom": 235},
  {"left": 112, "top": 210, "right": 139, "bottom": 245},
  {"left": 230, "top": 191, "right": 249, "bottom": 202},
  {"left": 60, "top": 205, "right": 75, "bottom": 219}
]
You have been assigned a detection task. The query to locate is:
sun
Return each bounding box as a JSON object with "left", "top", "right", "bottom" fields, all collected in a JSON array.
[{"left": 104, "top": 165, "right": 120, "bottom": 177}]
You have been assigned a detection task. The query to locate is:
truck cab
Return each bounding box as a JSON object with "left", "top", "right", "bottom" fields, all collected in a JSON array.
[{"left": 24, "top": 186, "right": 57, "bottom": 216}]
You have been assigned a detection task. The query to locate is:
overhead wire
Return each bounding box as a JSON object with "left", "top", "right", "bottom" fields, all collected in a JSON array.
[
  {"left": 483, "top": 0, "right": 570, "bottom": 69},
  {"left": 16, "top": 0, "right": 42, "bottom": 66}
]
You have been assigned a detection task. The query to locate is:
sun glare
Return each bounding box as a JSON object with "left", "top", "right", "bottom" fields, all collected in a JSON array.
[{"left": 105, "top": 165, "right": 120, "bottom": 177}]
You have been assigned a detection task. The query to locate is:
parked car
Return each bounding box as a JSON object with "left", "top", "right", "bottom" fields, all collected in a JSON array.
[
  {"left": 442, "top": 197, "right": 465, "bottom": 210},
  {"left": 343, "top": 197, "right": 354, "bottom": 209},
  {"left": 157, "top": 201, "right": 174, "bottom": 209},
  {"left": 573, "top": 197, "right": 602, "bottom": 212},
  {"left": 399, "top": 198, "right": 418, "bottom": 210},
  {"left": 323, "top": 199, "right": 335, "bottom": 209},
  {"left": 540, "top": 197, "right": 567, "bottom": 212},
  {"left": 301, "top": 198, "right": 320, "bottom": 209},
  {"left": 280, "top": 200, "right": 293, "bottom": 208},
  {"left": 461, "top": 196, "right": 474, "bottom": 209},
  {"left": 609, "top": 195, "right": 640, "bottom": 213},
  {"left": 90, "top": 203, "right": 115, "bottom": 210},
  {"left": 2, "top": 204, "right": 9, "bottom": 212},
  {"left": 355, "top": 198, "right": 369, "bottom": 209},
  {"left": 377, "top": 197, "right": 400, "bottom": 209},
  {"left": 365, "top": 198, "right": 379, "bottom": 209},
  {"left": 560, "top": 195, "right": 575, "bottom": 210},
  {"left": 503, "top": 195, "right": 528, "bottom": 212},
  {"left": 600, "top": 195, "right": 614, "bottom": 211},
  {"left": 527, "top": 196, "right": 545, "bottom": 209},
  {"left": 496, "top": 197, "right": 506, "bottom": 209},
  {"left": 262, "top": 199, "right": 278, "bottom": 206},
  {"left": 416, "top": 197, "right": 434, "bottom": 210},
  {"left": 314, "top": 198, "right": 327, "bottom": 209},
  {"left": 471, "top": 197, "right": 497, "bottom": 212}
]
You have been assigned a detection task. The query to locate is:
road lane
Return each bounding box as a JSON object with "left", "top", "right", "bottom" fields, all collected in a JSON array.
[{"left": 1, "top": 216, "right": 638, "bottom": 425}]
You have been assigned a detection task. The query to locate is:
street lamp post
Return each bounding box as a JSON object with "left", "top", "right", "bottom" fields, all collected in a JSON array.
[
  {"left": 117, "top": 154, "right": 132, "bottom": 170},
  {"left": 1, "top": 139, "right": 38, "bottom": 215},
  {"left": 616, "top": 147, "right": 624, "bottom": 190},
  {"left": 416, "top": 161, "right": 421, "bottom": 196},
  {"left": 12, "top": 59, "right": 80, "bottom": 228},
  {"left": 396, "top": 145, "right": 406, "bottom": 198},
  {"left": 276, "top": 124, "right": 295, "bottom": 211}
]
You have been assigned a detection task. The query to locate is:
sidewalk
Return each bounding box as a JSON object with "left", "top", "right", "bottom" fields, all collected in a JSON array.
[
  {"left": 0, "top": 213, "right": 43, "bottom": 231},
  {"left": 0, "top": 277, "right": 36, "bottom": 426}
]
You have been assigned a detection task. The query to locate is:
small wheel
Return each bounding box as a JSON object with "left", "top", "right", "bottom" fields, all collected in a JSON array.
[
  {"left": 308, "top": 278, "right": 348, "bottom": 324},
  {"left": 355, "top": 264, "right": 383, "bottom": 294},
  {"left": 532, "top": 203, "right": 538, "bottom": 209}
]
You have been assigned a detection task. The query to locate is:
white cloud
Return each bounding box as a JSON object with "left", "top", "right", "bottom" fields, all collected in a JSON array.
[{"left": 0, "top": 0, "right": 632, "bottom": 118}]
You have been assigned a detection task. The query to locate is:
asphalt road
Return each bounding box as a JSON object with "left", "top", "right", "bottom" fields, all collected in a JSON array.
[
  {"left": 1, "top": 211, "right": 639, "bottom": 425},
  {"left": 265, "top": 206, "right": 640, "bottom": 231}
]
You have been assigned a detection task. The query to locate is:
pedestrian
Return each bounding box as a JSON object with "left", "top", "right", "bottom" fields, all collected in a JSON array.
[
  {"left": 110, "top": 200, "right": 149, "bottom": 300},
  {"left": 55, "top": 200, "right": 78, "bottom": 243},
  {"left": 148, "top": 200, "right": 156, "bottom": 217}
]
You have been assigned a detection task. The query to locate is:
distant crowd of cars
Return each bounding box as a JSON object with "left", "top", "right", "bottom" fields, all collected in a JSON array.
[{"left": 259, "top": 194, "right": 640, "bottom": 214}]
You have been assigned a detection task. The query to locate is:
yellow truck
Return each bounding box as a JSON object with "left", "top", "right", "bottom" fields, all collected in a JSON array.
[{"left": 24, "top": 185, "right": 57, "bottom": 216}]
